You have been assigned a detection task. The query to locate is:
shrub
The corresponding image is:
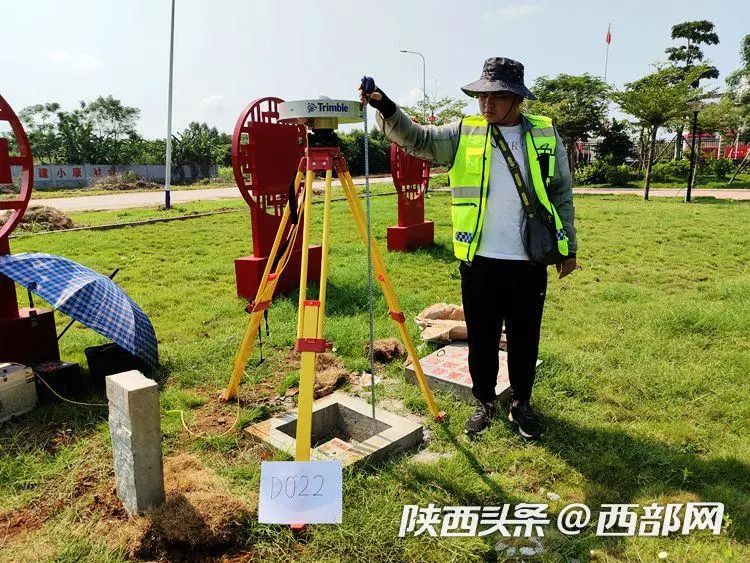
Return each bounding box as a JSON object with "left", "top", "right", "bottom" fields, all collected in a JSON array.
[
  {"left": 605, "top": 164, "right": 639, "bottom": 184},
  {"left": 217, "top": 166, "right": 234, "bottom": 182},
  {"left": 573, "top": 160, "right": 639, "bottom": 185},
  {"left": 707, "top": 158, "right": 735, "bottom": 179},
  {"left": 429, "top": 173, "right": 449, "bottom": 188},
  {"left": 650, "top": 160, "right": 690, "bottom": 182},
  {"left": 573, "top": 161, "right": 607, "bottom": 185}
]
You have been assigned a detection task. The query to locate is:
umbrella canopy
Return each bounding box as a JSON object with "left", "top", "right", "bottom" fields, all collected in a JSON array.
[{"left": 0, "top": 252, "right": 158, "bottom": 368}]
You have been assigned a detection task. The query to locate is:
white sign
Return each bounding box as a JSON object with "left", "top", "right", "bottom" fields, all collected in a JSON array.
[{"left": 258, "top": 461, "right": 342, "bottom": 525}]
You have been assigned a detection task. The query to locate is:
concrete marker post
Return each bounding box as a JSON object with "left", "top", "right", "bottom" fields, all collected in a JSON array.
[{"left": 106, "top": 370, "right": 165, "bottom": 516}]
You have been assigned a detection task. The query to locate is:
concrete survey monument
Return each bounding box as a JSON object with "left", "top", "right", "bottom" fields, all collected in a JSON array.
[
  {"left": 106, "top": 371, "right": 165, "bottom": 515},
  {"left": 247, "top": 392, "right": 423, "bottom": 467}
]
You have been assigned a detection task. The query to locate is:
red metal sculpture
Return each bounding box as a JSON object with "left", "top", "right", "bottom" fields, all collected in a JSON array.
[
  {"left": 0, "top": 94, "right": 60, "bottom": 365},
  {"left": 387, "top": 144, "right": 434, "bottom": 252},
  {"left": 232, "top": 97, "right": 321, "bottom": 298}
]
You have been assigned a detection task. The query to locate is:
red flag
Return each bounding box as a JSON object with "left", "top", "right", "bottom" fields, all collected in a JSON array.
[{"left": 605, "top": 24, "right": 612, "bottom": 45}]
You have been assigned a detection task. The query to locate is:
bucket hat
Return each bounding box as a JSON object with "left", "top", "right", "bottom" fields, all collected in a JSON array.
[{"left": 461, "top": 57, "right": 536, "bottom": 99}]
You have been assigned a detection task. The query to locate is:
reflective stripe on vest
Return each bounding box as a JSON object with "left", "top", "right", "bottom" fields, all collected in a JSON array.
[{"left": 447, "top": 113, "right": 569, "bottom": 261}]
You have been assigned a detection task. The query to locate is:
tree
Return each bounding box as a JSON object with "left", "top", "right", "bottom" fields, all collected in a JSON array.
[
  {"left": 666, "top": 20, "right": 720, "bottom": 80},
  {"left": 597, "top": 119, "right": 636, "bottom": 165},
  {"left": 665, "top": 20, "right": 720, "bottom": 159},
  {"left": 171, "top": 122, "right": 229, "bottom": 181},
  {"left": 401, "top": 96, "right": 468, "bottom": 126},
  {"left": 18, "top": 103, "right": 61, "bottom": 164},
  {"left": 613, "top": 66, "right": 710, "bottom": 199},
  {"left": 131, "top": 138, "right": 167, "bottom": 165},
  {"left": 335, "top": 129, "right": 390, "bottom": 176},
  {"left": 524, "top": 74, "right": 609, "bottom": 169},
  {"left": 83, "top": 95, "right": 141, "bottom": 164},
  {"left": 725, "top": 34, "right": 750, "bottom": 140},
  {"left": 698, "top": 97, "right": 742, "bottom": 137},
  {"left": 56, "top": 103, "right": 100, "bottom": 164}
]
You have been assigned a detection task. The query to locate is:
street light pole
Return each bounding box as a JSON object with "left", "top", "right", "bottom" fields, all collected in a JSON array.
[
  {"left": 164, "top": 0, "right": 176, "bottom": 210},
  {"left": 400, "top": 50, "right": 426, "bottom": 123}
]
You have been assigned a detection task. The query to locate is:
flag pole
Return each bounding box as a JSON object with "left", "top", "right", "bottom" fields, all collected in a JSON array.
[{"left": 604, "top": 23, "right": 611, "bottom": 83}]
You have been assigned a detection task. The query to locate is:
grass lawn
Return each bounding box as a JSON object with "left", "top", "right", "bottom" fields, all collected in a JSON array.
[{"left": 2, "top": 191, "right": 750, "bottom": 561}]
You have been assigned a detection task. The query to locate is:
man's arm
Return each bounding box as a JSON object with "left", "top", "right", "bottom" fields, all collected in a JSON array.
[
  {"left": 547, "top": 131, "right": 577, "bottom": 256},
  {"left": 375, "top": 106, "right": 461, "bottom": 166}
]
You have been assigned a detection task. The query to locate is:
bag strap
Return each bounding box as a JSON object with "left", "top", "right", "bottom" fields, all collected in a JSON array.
[{"left": 490, "top": 125, "right": 537, "bottom": 218}]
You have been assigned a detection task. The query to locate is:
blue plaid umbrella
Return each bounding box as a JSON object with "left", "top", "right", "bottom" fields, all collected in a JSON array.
[{"left": 0, "top": 252, "right": 158, "bottom": 368}]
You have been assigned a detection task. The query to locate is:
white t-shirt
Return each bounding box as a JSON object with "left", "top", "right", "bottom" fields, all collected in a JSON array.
[{"left": 475, "top": 124, "right": 529, "bottom": 261}]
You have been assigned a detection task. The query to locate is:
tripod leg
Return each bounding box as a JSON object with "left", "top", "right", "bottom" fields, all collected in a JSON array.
[
  {"left": 222, "top": 170, "right": 303, "bottom": 401},
  {"left": 295, "top": 169, "right": 331, "bottom": 461},
  {"left": 317, "top": 169, "right": 333, "bottom": 336},
  {"left": 338, "top": 168, "right": 444, "bottom": 421},
  {"left": 297, "top": 169, "right": 315, "bottom": 338},
  {"left": 296, "top": 302, "right": 320, "bottom": 461}
]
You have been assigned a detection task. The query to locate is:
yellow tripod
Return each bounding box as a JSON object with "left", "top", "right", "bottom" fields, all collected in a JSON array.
[{"left": 222, "top": 145, "right": 445, "bottom": 461}]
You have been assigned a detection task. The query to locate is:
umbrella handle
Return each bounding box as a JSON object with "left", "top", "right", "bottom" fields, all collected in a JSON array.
[{"left": 57, "top": 268, "right": 120, "bottom": 341}]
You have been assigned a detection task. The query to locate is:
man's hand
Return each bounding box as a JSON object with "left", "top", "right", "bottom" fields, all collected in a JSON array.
[
  {"left": 556, "top": 257, "right": 577, "bottom": 279},
  {"left": 358, "top": 76, "right": 383, "bottom": 106},
  {"left": 358, "top": 76, "right": 398, "bottom": 118}
]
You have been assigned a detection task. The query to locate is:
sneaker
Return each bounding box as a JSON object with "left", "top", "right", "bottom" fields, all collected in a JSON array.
[
  {"left": 465, "top": 401, "right": 496, "bottom": 435},
  {"left": 508, "top": 401, "right": 543, "bottom": 440}
]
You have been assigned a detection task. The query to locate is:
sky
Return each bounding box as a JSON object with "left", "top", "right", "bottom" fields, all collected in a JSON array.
[{"left": 1, "top": 0, "right": 748, "bottom": 138}]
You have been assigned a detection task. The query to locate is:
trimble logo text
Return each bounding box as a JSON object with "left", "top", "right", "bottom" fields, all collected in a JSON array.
[{"left": 309, "top": 102, "right": 349, "bottom": 113}]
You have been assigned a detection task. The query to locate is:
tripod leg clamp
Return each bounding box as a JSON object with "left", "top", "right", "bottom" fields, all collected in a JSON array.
[
  {"left": 389, "top": 311, "right": 406, "bottom": 323},
  {"left": 295, "top": 338, "right": 333, "bottom": 353},
  {"left": 246, "top": 300, "right": 271, "bottom": 314}
]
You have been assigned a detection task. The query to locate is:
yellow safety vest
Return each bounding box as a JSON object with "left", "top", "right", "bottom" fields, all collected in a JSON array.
[{"left": 447, "top": 113, "right": 569, "bottom": 261}]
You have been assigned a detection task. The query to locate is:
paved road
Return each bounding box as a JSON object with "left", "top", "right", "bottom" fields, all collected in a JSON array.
[
  {"left": 29, "top": 176, "right": 376, "bottom": 213},
  {"left": 29, "top": 183, "right": 750, "bottom": 212}
]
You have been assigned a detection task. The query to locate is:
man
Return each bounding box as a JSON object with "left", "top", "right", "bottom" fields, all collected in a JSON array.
[{"left": 360, "top": 57, "right": 577, "bottom": 439}]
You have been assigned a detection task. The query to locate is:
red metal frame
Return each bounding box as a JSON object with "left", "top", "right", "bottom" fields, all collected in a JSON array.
[
  {"left": 387, "top": 143, "right": 434, "bottom": 252},
  {"left": 0, "top": 95, "right": 33, "bottom": 320},
  {"left": 0, "top": 94, "right": 60, "bottom": 367},
  {"left": 0, "top": 96, "right": 33, "bottom": 244},
  {"left": 231, "top": 97, "right": 321, "bottom": 298}
]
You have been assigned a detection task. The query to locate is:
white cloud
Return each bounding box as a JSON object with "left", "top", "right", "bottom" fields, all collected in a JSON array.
[
  {"left": 46, "top": 51, "right": 101, "bottom": 70},
  {"left": 484, "top": 4, "right": 540, "bottom": 22},
  {"left": 398, "top": 87, "right": 424, "bottom": 107},
  {"left": 201, "top": 94, "right": 224, "bottom": 109}
]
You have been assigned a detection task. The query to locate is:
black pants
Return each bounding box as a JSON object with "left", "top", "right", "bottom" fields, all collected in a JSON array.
[{"left": 460, "top": 256, "right": 547, "bottom": 404}]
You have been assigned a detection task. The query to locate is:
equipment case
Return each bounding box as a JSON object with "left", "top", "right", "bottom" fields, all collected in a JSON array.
[{"left": 0, "top": 363, "right": 37, "bottom": 422}]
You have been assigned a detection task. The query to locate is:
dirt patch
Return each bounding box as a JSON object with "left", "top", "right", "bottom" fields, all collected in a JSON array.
[
  {"left": 0, "top": 443, "right": 107, "bottom": 546},
  {"left": 1, "top": 205, "right": 75, "bottom": 232},
  {"left": 90, "top": 172, "right": 163, "bottom": 191},
  {"left": 285, "top": 350, "right": 352, "bottom": 399},
  {"left": 367, "top": 338, "right": 406, "bottom": 363},
  {"left": 103, "top": 454, "right": 255, "bottom": 561},
  {"left": 0, "top": 503, "right": 50, "bottom": 545}
]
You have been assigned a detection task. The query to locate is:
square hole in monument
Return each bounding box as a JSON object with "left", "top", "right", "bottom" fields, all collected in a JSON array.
[{"left": 277, "top": 403, "right": 391, "bottom": 447}]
